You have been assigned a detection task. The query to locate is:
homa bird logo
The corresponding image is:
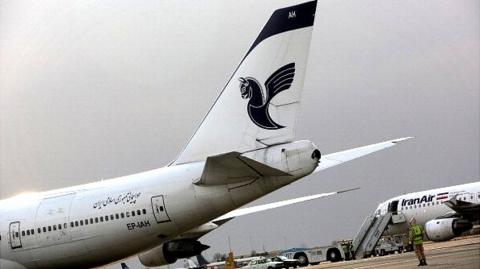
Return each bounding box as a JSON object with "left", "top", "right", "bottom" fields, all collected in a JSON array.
[{"left": 239, "top": 62, "right": 295, "bottom": 130}]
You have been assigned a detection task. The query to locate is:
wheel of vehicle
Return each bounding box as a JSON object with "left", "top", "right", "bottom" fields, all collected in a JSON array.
[
  {"left": 380, "top": 249, "right": 385, "bottom": 256},
  {"left": 268, "top": 267, "right": 273, "bottom": 269},
  {"left": 295, "top": 253, "right": 309, "bottom": 267},
  {"left": 327, "top": 248, "right": 342, "bottom": 262}
]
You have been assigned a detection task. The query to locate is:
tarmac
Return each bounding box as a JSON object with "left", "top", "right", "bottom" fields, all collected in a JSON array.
[{"left": 312, "top": 235, "right": 480, "bottom": 269}]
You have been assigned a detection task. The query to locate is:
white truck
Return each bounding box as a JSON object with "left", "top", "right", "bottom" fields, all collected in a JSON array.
[
  {"left": 282, "top": 244, "right": 346, "bottom": 266},
  {"left": 374, "top": 238, "right": 397, "bottom": 256},
  {"left": 240, "top": 257, "right": 283, "bottom": 269}
]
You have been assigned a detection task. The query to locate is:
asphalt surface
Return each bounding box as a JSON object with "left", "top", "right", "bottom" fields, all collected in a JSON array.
[{"left": 312, "top": 236, "right": 480, "bottom": 269}]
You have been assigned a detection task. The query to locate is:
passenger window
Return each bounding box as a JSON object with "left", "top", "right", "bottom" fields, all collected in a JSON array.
[
  {"left": 142, "top": 209, "right": 147, "bottom": 214},
  {"left": 43, "top": 227, "right": 47, "bottom": 233},
  {"left": 160, "top": 206, "right": 164, "bottom": 212},
  {"left": 90, "top": 218, "right": 93, "bottom": 224},
  {"left": 121, "top": 213, "right": 125, "bottom": 218},
  {"left": 53, "top": 225, "right": 57, "bottom": 231},
  {"left": 105, "top": 216, "right": 109, "bottom": 221},
  {"left": 64, "top": 223, "right": 67, "bottom": 229},
  {"left": 31, "top": 229, "right": 34, "bottom": 235},
  {"left": 132, "top": 211, "right": 135, "bottom": 217},
  {"left": 80, "top": 220, "right": 84, "bottom": 226},
  {"left": 26, "top": 230, "right": 30, "bottom": 236},
  {"left": 84, "top": 220, "right": 88, "bottom": 226},
  {"left": 38, "top": 228, "right": 41, "bottom": 234},
  {"left": 75, "top": 221, "right": 79, "bottom": 227},
  {"left": 100, "top": 216, "right": 104, "bottom": 222},
  {"left": 58, "top": 224, "right": 62, "bottom": 230},
  {"left": 137, "top": 210, "right": 141, "bottom": 215},
  {"left": 116, "top": 213, "right": 120, "bottom": 219},
  {"left": 70, "top": 222, "right": 74, "bottom": 228},
  {"left": 110, "top": 215, "right": 114, "bottom": 220},
  {"left": 95, "top": 217, "right": 99, "bottom": 223},
  {"left": 126, "top": 212, "right": 130, "bottom": 218}
]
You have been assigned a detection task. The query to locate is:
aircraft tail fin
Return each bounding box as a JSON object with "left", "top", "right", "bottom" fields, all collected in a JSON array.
[
  {"left": 196, "top": 254, "right": 210, "bottom": 267},
  {"left": 173, "top": 1, "right": 317, "bottom": 165},
  {"left": 184, "top": 258, "right": 199, "bottom": 269}
]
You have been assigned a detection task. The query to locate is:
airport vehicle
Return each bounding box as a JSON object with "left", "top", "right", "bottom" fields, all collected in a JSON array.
[
  {"left": 283, "top": 244, "right": 346, "bottom": 265},
  {"left": 374, "top": 237, "right": 397, "bottom": 256},
  {"left": 351, "top": 181, "right": 479, "bottom": 259},
  {"left": 241, "top": 257, "right": 283, "bottom": 269},
  {"left": 202, "top": 255, "right": 261, "bottom": 269},
  {"left": 271, "top": 255, "right": 299, "bottom": 269},
  {"left": 0, "top": 1, "right": 411, "bottom": 269},
  {"left": 392, "top": 234, "right": 412, "bottom": 253},
  {"left": 377, "top": 182, "right": 480, "bottom": 241}
]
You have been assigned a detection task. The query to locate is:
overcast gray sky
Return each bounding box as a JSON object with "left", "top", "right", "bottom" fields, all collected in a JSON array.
[{"left": 1, "top": 0, "right": 478, "bottom": 260}]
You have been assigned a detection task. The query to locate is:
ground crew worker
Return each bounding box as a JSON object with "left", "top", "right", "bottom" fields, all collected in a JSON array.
[
  {"left": 409, "top": 217, "right": 427, "bottom": 266},
  {"left": 348, "top": 243, "right": 355, "bottom": 260},
  {"left": 341, "top": 242, "right": 350, "bottom": 260}
]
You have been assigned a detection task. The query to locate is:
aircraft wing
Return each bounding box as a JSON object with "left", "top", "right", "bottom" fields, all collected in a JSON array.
[
  {"left": 178, "top": 188, "right": 358, "bottom": 239},
  {"left": 314, "top": 137, "right": 413, "bottom": 173},
  {"left": 444, "top": 195, "right": 480, "bottom": 222}
]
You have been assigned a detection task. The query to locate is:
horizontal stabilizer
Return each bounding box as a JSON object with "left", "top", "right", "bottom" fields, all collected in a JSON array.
[
  {"left": 314, "top": 137, "right": 413, "bottom": 173},
  {"left": 178, "top": 187, "right": 359, "bottom": 240},
  {"left": 213, "top": 187, "right": 359, "bottom": 223},
  {"left": 196, "top": 152, "right": 290, "bottom": 185}
]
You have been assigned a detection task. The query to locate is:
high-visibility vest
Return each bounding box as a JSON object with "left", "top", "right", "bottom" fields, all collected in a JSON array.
[{"left": 411, "top": 224, "right": 423, "bottom": 245}]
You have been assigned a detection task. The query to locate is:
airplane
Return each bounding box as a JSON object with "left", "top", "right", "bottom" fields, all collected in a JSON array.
[
  {"left": 0, "top": 1, "right": 411, "bottom": 269},
  {"left": 375, "top": 181, "right": 480, "bottom": 241}
]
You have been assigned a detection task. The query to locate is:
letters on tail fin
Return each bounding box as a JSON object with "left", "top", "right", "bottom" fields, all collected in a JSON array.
[{"left": 173, "top": 1, "right": 317, "bottom": 165}]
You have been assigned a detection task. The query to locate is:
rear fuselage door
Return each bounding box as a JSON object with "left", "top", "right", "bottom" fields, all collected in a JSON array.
[
  {"left": 151, "top": 195, "right": 171, "bottom": 223},
  {"left": 9, "top": 221, "right": 22, "bottom": 249}
]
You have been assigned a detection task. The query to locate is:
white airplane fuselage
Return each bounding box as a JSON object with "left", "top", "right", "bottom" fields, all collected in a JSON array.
[
  {"left": 0, "top": 141, "right": 319, "bottom": 269},
  {"left": 377, "top": 182, "right": 480, "bottom": 236}
]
